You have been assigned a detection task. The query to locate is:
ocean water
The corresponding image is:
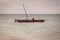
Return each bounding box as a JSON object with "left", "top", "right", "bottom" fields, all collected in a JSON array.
[{"left": 0, "top": 14, "right": 60, "bottom": 40}]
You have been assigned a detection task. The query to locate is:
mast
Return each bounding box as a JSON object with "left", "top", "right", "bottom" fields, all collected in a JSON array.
[{"left": 23, "top": 4, "right": 28, "bottom": 20}]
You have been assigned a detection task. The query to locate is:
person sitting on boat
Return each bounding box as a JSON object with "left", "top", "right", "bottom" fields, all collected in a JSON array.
[{"left": 32, "top": 18, "right": 35, "bottom": 21}]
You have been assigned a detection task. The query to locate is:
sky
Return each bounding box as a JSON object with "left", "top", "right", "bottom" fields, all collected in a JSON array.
[{"left": 0, "top": 0, "right": 60, "bottom": 14}]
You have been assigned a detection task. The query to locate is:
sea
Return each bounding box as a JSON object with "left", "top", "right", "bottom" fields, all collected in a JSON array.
[{"left": 0, "top": 14, "right": 60, "bottom": 40}]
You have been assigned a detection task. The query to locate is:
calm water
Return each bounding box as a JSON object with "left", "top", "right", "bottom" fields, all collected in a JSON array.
[{"left": 0, "top": 14, "right": 60, "bottom": 40}]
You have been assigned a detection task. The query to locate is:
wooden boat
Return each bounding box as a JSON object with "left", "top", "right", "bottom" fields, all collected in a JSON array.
[
  {"left": 15, "top": 4, "right": 45, "bottom": 23},
  {"left": 15, "top": 18, "right": 45, "bottom": 22}
]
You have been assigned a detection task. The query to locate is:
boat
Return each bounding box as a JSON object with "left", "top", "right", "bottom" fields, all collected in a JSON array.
[
  {"left": 15, "top": 4, "right": 45, "bottom": 23},
  {"left": 15, "top": 18, "right": 45, "bottom": 22}
]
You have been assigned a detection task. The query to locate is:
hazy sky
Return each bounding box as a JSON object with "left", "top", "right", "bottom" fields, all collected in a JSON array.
[{"left": 0, "top": 0, "right": 60, "bottom": 14}]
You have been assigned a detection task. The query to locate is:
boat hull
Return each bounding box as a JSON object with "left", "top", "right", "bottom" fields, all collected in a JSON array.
[{"left": 15, "top": 19, "right": 45, "bottom": 22}]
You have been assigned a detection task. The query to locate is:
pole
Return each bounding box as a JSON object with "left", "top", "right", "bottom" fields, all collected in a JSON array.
[{"left": 23, "top": 4, "right": 28, "bottom": 20}]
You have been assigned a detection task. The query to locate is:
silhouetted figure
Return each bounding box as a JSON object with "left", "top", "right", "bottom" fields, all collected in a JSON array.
[{"left": 32, "top": 18, "right": 35, "bottom": 21}]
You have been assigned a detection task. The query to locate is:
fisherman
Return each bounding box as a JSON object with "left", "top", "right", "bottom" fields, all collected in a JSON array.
[{"left": 32, "top": 17, "right": 35, "bottom": 21}]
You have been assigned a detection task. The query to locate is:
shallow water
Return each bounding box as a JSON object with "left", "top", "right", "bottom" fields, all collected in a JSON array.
[{"left": 0, "top": 14, "right": 60, "bottom": 40}]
